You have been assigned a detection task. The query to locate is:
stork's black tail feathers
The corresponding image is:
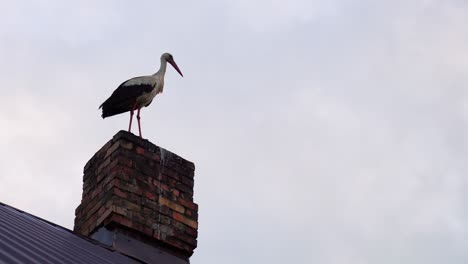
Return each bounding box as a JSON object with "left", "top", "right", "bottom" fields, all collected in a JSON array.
[
  {"left": 99, "top": 77, "right": 153, "bottom": 118},
  {"left": 99, "top": 99, "right": 133, "bottom": 119}
]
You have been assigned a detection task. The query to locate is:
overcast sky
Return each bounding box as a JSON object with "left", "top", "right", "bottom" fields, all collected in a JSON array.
[{"left": 0, "top": 1, "right": 467, "bottom": 263}]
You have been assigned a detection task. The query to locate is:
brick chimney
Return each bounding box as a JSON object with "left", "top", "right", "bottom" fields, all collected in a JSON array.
[{"left": 74, "top": 131, "right": 198, "bottom": 263}]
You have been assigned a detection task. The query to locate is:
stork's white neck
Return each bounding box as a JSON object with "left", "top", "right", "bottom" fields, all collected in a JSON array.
[{"left": 155, "top": 57, "right": 167, "bottom": 77}]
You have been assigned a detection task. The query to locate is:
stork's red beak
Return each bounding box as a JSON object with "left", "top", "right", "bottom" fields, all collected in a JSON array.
[{"left": 169, "top": 60, "right": 183, "bottom": 77}]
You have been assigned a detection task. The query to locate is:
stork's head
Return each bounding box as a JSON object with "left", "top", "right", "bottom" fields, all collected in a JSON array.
[{"left": 162, "top": 53, "right": 183, "bottom": 77}]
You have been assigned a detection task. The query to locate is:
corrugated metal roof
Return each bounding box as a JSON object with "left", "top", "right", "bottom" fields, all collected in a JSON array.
[{"left": 0, "top": 202, "right": 140, "bottom": 264}]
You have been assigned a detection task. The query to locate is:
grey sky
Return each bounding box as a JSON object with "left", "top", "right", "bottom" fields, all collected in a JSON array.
[{"left": 0, "top": 1, "right": 467, "bottom": 263}]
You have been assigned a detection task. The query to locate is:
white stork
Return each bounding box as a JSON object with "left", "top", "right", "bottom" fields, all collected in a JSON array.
[{"left": 99, "top": 53, "right": 183, "bottom": 138}]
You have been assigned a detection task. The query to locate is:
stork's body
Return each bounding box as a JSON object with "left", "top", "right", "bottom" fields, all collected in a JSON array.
[{"left": 100, "top": 53, "right": 183, "bottom": 138}]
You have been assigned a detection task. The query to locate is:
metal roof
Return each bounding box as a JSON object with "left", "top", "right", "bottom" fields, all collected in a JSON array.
[{"left": 0, "top": 202, "right": 140, "bottom": 264}]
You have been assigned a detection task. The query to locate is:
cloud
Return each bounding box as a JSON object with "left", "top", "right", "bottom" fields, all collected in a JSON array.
[
  {"left": 0, "top": 1, "right": 467, "bottom": 264},
  {"left": 224, "top": 0, "right": 343, "bottom": 31}
]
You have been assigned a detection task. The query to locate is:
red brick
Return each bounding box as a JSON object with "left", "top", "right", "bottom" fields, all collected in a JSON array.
[
  {"left": 109, "top": 214, "right": 133, "bottom": 229},
  {"left": 145, "top": 191, "right": 156, "bottom": 201},
  {"left": 158, "top": 197, "right": 185, "bottom": 214},
  {"left": 173, "top": 231, "right": 197, "bottom": 247},
  {"left": 159, "top": 215, "right": 172, "bottom": 225},
  {"left": 172, "top": 212, "right": 198, "bottom": 229},
  {"left": 185, "top": 226, "right": 198, "bottom": 237},
  {"left": 154, "top": 181, "right": 171, "bottom": 193},
  {"left": 97, "top": 206, "right": 106, "bottom": 216},
  {"left": 105, "top": 141, "right": 121, "bottom": 159},
  {"left": 96, "top": 208, "right": 113, "bottom": 227},
  {"left": 159, "top": 205, "right": 172, "bottom": 216},
  {"left": 118, "top": 200, "right": 140, "bottom": 212},
  {"left": 136, "top": 147, "right": 145, "bottom": 155},
  {"left": 185, "top": 209, "right": 198, "bottom": 220},
  {"left": 120, "top": 141, "right": 134, "bottom": 150},
  {"left": 115, "top": 178, "right": 143, "bottom": 196},
  {"left": 178, "top": 198, "right": 198, "bottom": 211},
  {"left": 117, "top": 156, "right": 133, "bottom": 168},
  {"left": 96, "top": 157, "right": 111, "bottom": 175},
  {"left": 112, "top": 205, "right": 128, "bottom": 216},
  {"left": 181, "top": 176, "right": 194, "bottom": 188},
  {"left": 165, "top": 236, "right": 194, "bottom": 254},
  {"left": 175, "top": 184, "right": 193, "bottom": 197},
  {"left": 113, "top": 188, "right": 128, "bottom": 199},
  {"left": 133, "top": 222, "right": 153, "bottom": 237},
  {"left": 142, "top": 198, "right": 158, "bottom": 209},
  {"left": 164, "top": 169, "right": 180, "bottom": 180}
]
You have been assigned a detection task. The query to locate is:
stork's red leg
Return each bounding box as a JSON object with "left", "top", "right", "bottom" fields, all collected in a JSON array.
[
  {"left": 128, "top": 101, "right": 138, "bottom": 133},
  {"left": 137, "top": 108, "right": 142, "bottom": 138}
]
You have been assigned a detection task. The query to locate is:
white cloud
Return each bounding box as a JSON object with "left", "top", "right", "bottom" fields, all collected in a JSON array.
[
  {"left": 225, "top": 0, "right": 342, "bottom": 31},
  {"left": 0, "top": 1, "right": 467, "bottom": 263}
]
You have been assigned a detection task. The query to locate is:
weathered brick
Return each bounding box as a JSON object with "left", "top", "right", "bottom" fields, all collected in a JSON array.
[
  {"left": 117, "top": 156, "right": 133, "bottom": 168},
  {"left": 159, "top": 205, "right": 172, "bottom": 216},
  {"left": 85, "top": 212, "right": 99, "bottom": 235},
  {"left": 96, "top": 157, "right": 111, "bottom": 175},
  {"left": 136, "top": 145, "right": 162, "bottom": 161},
  {"left": 158, "top": 197, "right": 185, "bottom": 214},
  {"left": 172, "top": 212, "right": 198, "bottom": 229},
  {"left": 108, "top": 214, "right": 133, "bottom": 229},
  {"left": 185, "top": 209, "right": 198, "bottom": 220},
  {"left": 178, "top": 198, "right": 198, "bottom": 211},
  {"left": 84, "top": 198, "right": 100, "bottom": 219},
  {"left": 173, "top": 221, "right": 186, "bottom": 232},
  {"left": 181, "top": 176, "right": 194, "bottom": 188},
  {"left": 159, "top": 215, "right": 172, "bottom": 225},
  {"left": 175, "top": 183, "right": 193, "bottom": 197},
  {"left": 96, "top": 208, "right": 113, "bottom": 227},
  {"left": 159, "top": 170, "right": 171, "bottom": 180},
  {"left": 154, "top": 181, "right": 171, "bottom": 193},
  {"left": 141, "top": 198, "right": 158, "bottom": 209},
  {"left": 112, "top": 205, "right": 128, "bottom": 217},
  {"left": 126, "top": 192, "right": 142, "bottom": 205},
  {"left": 167, "top": 161, "right": 193, "bottom": 177},
  {"left": 132, "top": 222, "right": 153, "bottom": 237},
  {"left": 185, "top": 226, "right": 198, "bottom": 237},
  {"left": 178, "top": 191, "right": 191, "bottom": 201},
  {"left": 163, "top": 168, "right": 180, "bottom": 181},
  {"left": 118, "top": 199, "right": 140, "bottom": 212},
  {"left": 158, "top": 224, "right": 174, "bottom": 236},
  {"left": 145, "top": 191, "right": 156, "bottom": 201},
  {"left": 136, "top": 146, "right": 145, "bottom": 155},
  {"left": 120, "top": 140, "right": 134, "bottom": 150},
  {"left": 105, "top": 141, "right": 121, "bottom": 159},
  {"left": 114, "top": 177, "right": 143, "bottom": 196},
  {"left": 165, "top": 236, "right": 193, "bottom": 254},
  {"left": 113, "top": 188, "right": 128, "bottom": 199},
  {"left": 172, "top": 230, "right": 197, "bottom": 247}
]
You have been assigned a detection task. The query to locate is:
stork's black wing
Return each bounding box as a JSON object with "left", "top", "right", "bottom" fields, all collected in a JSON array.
[{"left": 99, "top": 76, "right": 154, "bottom": 118}]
